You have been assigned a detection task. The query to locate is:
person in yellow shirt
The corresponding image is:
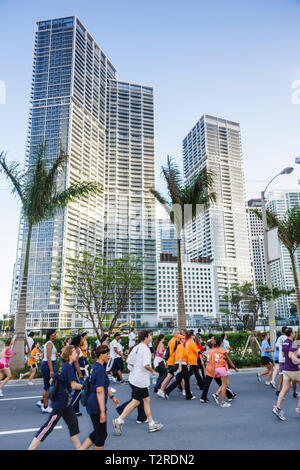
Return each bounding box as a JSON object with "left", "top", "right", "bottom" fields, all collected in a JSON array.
[
  {"left": 186, "top": 331, "right": 204, "bottom": 390},
  {"left": 19, "top": 342, "right": 40, "bottom": 385},
  {"left": 164, "top": 336, "right": 195, "bottom": 400},
  {"left": 156, "top": 330, "right": 180, "bottom": 398}
]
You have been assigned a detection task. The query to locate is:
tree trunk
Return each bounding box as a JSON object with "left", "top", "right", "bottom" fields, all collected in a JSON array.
[
  {"left": 177, "top": 238, "right": 186, "bottom": 330},
  {"left": 11, "top": 222, "right": 33, "bottom": 371},
  {"left": 289, "top": 252, "right": 300, "bottom": 332},
  {"left": 249, "top": 333, "right": 258, "bottom": 357}
]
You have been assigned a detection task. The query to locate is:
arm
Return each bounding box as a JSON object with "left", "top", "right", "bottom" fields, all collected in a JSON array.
[
  {"left": 96, "top": 386, "right": 106, "bottom": 423},
  {"left": 46, "top": 343, "right": 54, "bottom": 377},
  {"left": 108, "top": 387, "right": 120, "bottom": 407},
  {"left": 73, "top": 353, "right": 83, "bottom": 381},
  {"left": 224, "top": 352, "right": 239, "bottom": 372},
  {"left": 144, "top": 364, "right": 156, "bottom": 376}
]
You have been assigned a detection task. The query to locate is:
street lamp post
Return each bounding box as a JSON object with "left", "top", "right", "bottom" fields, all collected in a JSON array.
[{"left": 261, "top": 167, "right": 294, "bottom": 349}]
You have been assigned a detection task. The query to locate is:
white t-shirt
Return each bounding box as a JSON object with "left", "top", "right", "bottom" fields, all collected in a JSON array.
[
  {"left": 276, "top": 335, "right": 287, "bottom": 363},
  {"left": 110, "top": 339, "right": 120, "bottom": 359},
  {"left": 42, "top": 341, "right": 57, "bottom": 362},
  {"left": 129, "top": 332, "right": 136, "bottom": 348},
  {"left": 96, "top": 339, "right": 101, "bottom": 348},
  {"left": 25, "top": 336, "right": 34, "bottom": 354},
  {"left": 129, "top": 342, "right": 152, "bottom": 388},
  {"left": 223, "top": 339, "right": 230, "bottom": 353},
  {"left": 117, "top": 342, "right": 123, "bottom": 355}
]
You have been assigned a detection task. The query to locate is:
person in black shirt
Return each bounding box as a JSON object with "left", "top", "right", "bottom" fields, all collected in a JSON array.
[{"left": 27, "top": 345, "right": 83, "bottom": 450}]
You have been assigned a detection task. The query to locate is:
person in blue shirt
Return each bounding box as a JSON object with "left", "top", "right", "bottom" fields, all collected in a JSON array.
[
  {"left": 80, "top": 345, "right": 120, "bottom": 450},
  {"left": 256, "top": 332, "right": 274, "bottom": 387},
  {"left": 28, "top": 345, "right": 83, "bottom": 450}
]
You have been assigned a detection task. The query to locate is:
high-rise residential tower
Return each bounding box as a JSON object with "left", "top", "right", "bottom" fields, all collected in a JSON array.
[
  {"left": 183, "top": 115, "right": 253, "bottom": 313},
  {"left": 10, "top": 17, "right": 156, "bottom": 329}
]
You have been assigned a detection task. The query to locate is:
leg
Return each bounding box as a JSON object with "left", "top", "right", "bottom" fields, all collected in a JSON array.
[
  {"left": 28, "top": 409, "right": 62, "bottom": 449},
  {"left": 119, "top": 399, "right": 139, "bottom": 420},
  {"left": 165, "top": 370, "right": 182, "bottom": 397},
  {"left": 0, "top": 368, "right": 11, "bottom": 390},
  {"left": 266, "top": 364, "right": 273, "bottom": 383},
  {"left": 62, "top": 406, "right": 81, "bottom": 449},
  {"left": 201, "top": 375, "right": 213, "bottom": 400},
  {"left": 155, "top": 362, "right": 167, "bottom": 391},
  {"left": 292, "top": 380, "right": 297, "bottom": 394},
  {"left": 220, "top": 377, "right": 228, "bottom": 405},
  {"left": 190, "top": 365, "right": 204, "bottom": 390},
  {"left": 277, "top": 377, "right": 291, "bottom": 409},
  {"left": 142, "top": 396, "right": 153, "bottom": 423},
  {"left": 159, "top": 373, "right": 173, "bottom": 391},
  {"left": 182, "top": 366, "right": 193, "bottom": 399}
]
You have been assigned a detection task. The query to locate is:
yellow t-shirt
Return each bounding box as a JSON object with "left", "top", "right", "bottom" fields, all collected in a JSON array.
[
  {"left": 186, "top": 339, "right": 199, "bottom": 366},
  {"left": 28, "top": 347, "right": 38, "bottom": 366},
  {"left": 175, "top": 343, "right": 188, "bottom": 364}
]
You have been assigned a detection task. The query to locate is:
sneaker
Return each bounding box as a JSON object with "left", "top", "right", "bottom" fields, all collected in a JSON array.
[
  {"left": 149, "top": 422, "right": 163, "bottom": 433},
  {"left": 112, "top": 418, "right": 123, "bottom": 436},
  {"left": 220, "top": 402, "right": 231, "bottom": 408},
  {"left": 0, "top": 390, "right": 3, "bottom": 397},
  {"left": 228, "top": 393, "right": 237, "bottom": 402},
  {"left": 265, "top": 382, "right": 270, "bottom": 386},
  {"left": 156, "top": 389, "right": 165, "bottom": 398},
  {"left": 19, "top": 373, "right": 24, "bottom": 381},
  {"left": 272, "top": 406, "right": 286, "bottom": 421},
  {"left": 112, "top": 377, "right": 117, "bottom": 383},
  {"left": 212, "top": 393, "right": 219, "bottom": 405},
  {"left": 270, "top": 381, "right": 276, "bottom": 389},
  {"left": 256, "top": 373, "right": 262, "bottom": 383},
  {"left": 41, "top": 406, "right": 53, "bottom": 414},
  {"left": 75, "top": 412, "right": 82, "bottom": 417},
  {"left": 296, "top": 407, "right": 300, "bottom": 415},
  {"left": 136, "top": 419, "right": 148, "bottom": 424},
  {"left": 182, "top": 390, "right": 186, "bottom": 396},
  {"left": 200, "top": 398, "right": 209, "bottom": 403},
  {"left": 109, "top": 387, "right": 116, "bottom": 393},
  {"left": 188, "top": 396, "right": 196, "bottom": 400},
  {"left": 35, "top": 400, "right": 42, "bottom": 408},
  {"left": 164, "top": 392, "right": 169, "bottom": 400},
  {"left": 28, "top": 381, "right": 34, "bottom": 385}
]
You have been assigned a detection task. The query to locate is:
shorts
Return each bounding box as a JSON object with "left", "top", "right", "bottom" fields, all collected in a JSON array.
[
  {"left": 274, "top": 360, "right": 279, "bottom": 364},
  {"left": 41, "top": 361, "right": 56, "bottom": 390},
  {"left": 282, "top": 370, "right": 300, "bottom": 382},
  {"left": 131, "top": 385, "right": 149, "bottom": 402},
  {"left": 215, "top": 367, "right": 227, "bottom": 377},
  {"left": 28, "top": 364, "right": 37, "bottom": 369},
  {"left": 0, "top": 363, "right": 9, "bottom": 370},
  {"left": 89, "top": 414, "right": 108, "bottom": 447},
  {"left": 111, "top": 357, "right": 122, "bottom": 372},
  {"left": 262, "top": 356, "right": 273, "bottom": 366},
  {"left": 167, "top": 365, "right": 175, "bottom": 376}
]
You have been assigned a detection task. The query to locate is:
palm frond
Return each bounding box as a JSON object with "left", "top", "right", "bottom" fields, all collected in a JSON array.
[
  {"left": 47, "top": 181, "right": 102, "bottom": 216},
  {"left": 161, "top": 155, "right": 183, "bottom": 205},
  {"left": 43, "top": 145, "right": 68, "bottom": 200},
  {"left": 181, "top": 168, "right": 216, "bottom": 220},
  {"left": 0, "top": 151, "right": 25, "bottom": 202}
]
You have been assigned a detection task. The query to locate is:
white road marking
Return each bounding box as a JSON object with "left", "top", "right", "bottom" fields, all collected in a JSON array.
[
  {"left": 0, "top": 396, "right": 41, "bottom": 401},
  {"left": 0, "top": 427, "right": 63, "bottom": 435}
]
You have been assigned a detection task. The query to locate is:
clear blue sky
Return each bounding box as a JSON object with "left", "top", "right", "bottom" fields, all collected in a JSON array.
[{"left": 0, "top": 0, "right": 300, "bottom": 316}]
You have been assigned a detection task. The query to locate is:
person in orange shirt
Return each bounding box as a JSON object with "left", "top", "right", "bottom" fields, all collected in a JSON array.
[
  {"left": 19, "top": 342, "right": 40, "bottom": 385},
  {"left": 156, "top": 331, "right": 180, "bottom": 397},
  {"left": 80, "top": 332, "right": 89, "bottom": 367},
  {"left": 186, "top": 331, "right": 204, "bottom": 390},
  {"left": 164, "top": 336, "right": 195, "bottom": 400},
  {"left": 211, "top": 336, "right": 239, "bottom": 408}
]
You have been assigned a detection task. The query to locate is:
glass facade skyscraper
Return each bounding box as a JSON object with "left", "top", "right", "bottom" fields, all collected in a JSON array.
[{"left": 10, "top": 16, "right": 156, "bottom": 329}]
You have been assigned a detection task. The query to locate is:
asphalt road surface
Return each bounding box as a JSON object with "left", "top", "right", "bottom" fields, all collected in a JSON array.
[{"left": 0, "top": 371, "right": 299, "bottom": 450}]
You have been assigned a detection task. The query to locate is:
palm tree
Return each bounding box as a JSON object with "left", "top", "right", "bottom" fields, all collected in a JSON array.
[
  {"left": 0, "top": 142, "right": 102, "bottom": 368},
  {"left": 258, "top": 206, "right": 300, "bottom": 328},
  {"left": 150, "top": 155, "right": 216, "bottom": 329}
]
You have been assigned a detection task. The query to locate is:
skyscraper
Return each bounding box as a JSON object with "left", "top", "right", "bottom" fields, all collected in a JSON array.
[
  {"left": 183, "top": 114, "right": 253, "bottom": 313},
  {"left": 10, "top": 16, "right": 156, "bottom": 329}
]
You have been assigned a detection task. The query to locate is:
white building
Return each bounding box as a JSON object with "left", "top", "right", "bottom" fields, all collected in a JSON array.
[
  {"left": 157, "top": 259, "right": 217, "bottom": 327},
  {"left": 183, "top": 115, "right": 253, "bottom": 314}
]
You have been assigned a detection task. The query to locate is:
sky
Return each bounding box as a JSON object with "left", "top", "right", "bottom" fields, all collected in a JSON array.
[{"left": 0, "top": 0, "right": 300, "bottom": 316}]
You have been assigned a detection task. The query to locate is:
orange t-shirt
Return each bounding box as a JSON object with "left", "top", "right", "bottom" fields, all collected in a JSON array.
[
  {"left": 205, "top": 349, "right": 216, "bottom": 378},
  {"left": 167, "top": 337, "right": 178, "bottom": 366},
  {"left": 186, "top": 339, "right": 199, "bottom": 366},
  {"left": 28, "top": 347, "right": 38, "bottom": 366},
  {"left": 213, "top": 347, "right": 228, "bottom": 370},
  {"left": 80, "top": 340, "right": 88, "bottom": 358},
  {"left": 175, "top": 343, "right": 189, "bottom": 364}
]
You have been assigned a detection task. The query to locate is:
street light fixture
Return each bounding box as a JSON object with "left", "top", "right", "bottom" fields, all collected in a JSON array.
[{"left": 261, "top": 166, "right": 294, "bottom": 349}]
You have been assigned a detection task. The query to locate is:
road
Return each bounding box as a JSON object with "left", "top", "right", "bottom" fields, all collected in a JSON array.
[{"left": 0, "top": 371, "right": 299, "bottom": 450}]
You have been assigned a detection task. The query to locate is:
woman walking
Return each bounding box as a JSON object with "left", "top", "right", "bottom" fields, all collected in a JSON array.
[
  {"left": 70, "top": 335, "right": 86, "bottom": 416},
  {"left": 164, "top": 335, "right": 195, "bottom": 400},
  {"left": 153, "top": 335, "right": 167, "bottom": 393},
  {"left": 19, "top": 341, "right": 40, "bottom": 385},
  {"left": 80, "top": 345, "right": 120, "bottom": 450},
  {"left": 28, "top": 345, "right": 83, "bottom": 450},
  {"left": 36, "top": 330, "right": 57, "bottom": 413},
  {"left": 211, "top": 336, "right": 239, "bottom": 408},
  {"left": 0, "top": 335, "right": 18, "bottom": 396}
]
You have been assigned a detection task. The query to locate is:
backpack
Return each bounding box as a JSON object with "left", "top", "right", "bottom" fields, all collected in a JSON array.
[
  {"left": 81, "top": 376, "right": 91, "bottom": 406},
  {"left": 49, "top": 367, "right": 73, "bottom": 407}
]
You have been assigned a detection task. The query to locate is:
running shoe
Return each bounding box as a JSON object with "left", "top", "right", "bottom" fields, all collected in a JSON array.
[
  {"left": 182, "top": 390, "right": 186, "bottom": 396},
  {"left": 75, "top": 412, "right": 83, "bottom": 416},
  {"left": 256, "top": 373, "right": 262, "bottom": 383},
  {"left": 270, "top": 381, "right": 276, "bottom": 389},
  {"left": 156, "top": 389, "right": 165, "bottom": 398},
  {"left": 136, "top": 419, "right": 148, "bottom": 424},
  {"left": 272, "top": 406, "right": 286, "bottom": 421},
  {"left": 187, "top": 396, "right": 196, "bottom": 400},
  {"left": 19, "top": 373, "right": 23, "bottom": 381},
  {"left": 35, "top": 400, "right": 42, "bottom": 408},
  {"left": 228, "top": 393, "right": 237, "bottom": 402},
  {"left": 164, "top": 392, "right": 169, "bottom": 400},
  {"left": 212, "top": 393, "right": 219, "bottom": 405},
  {"left": 220, "top": 402, "right": 231, "bottom": 408},
  {"left": 112, "top": 418, "right": 123, "bottom": 435},
  {"left": 200, "top": 398, "right": 209, "bottom": 403},
  {"left": 295, "top": 408, "right": 300, "bottom": 415},
  {"left": 28, "top": 381, "right": 34, "bottom": 385},
  {"left": 110, "top": 387, "right": 116, "bottom": 393},
  {"left": 0, "top": 390, "right": 3, "bottom": 397},
  {"left": 149, "top": 422, "right": 163, "bottom": 433},
  {"left": 41, "top": 406, "right": 53, "bottom": 414},
  {"left": 111, "top": 377, "right": 117, "bottom": 383}
]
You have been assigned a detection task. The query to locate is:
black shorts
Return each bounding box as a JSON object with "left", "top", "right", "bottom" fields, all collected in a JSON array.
[
  {"left": 131, "top": 385, "right": 149, "bottom": 402},
  {"left": 29, "top": 364, "right": 36, "bottom": 369},
  {"left": 111, "top": 358, "right": 122, "bottom": 372},
  {"left": 89, "top": 414, "right": 108, "bottom": 447},
  {"left": 167, "top": 365, "right": 175, "bottom": 376},
  {"left": 262, "top": 356, "right": 273, "bottom": 366}
]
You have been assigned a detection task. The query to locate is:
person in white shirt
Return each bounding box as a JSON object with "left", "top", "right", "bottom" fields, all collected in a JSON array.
[
  {"left": 112, "top": 330, "right": 163, "bottom": 435},
  {"left": 25, "top": 332, "right": 35, "bottom": 357},
  {"left": 128, "top": 328, "right": 136, "bottom": 353},
  {"left": 276, "top": 326, "right": 287, "bottom": 396},
  {"left": 221, "top": 333, "right": 230, "bottom": 353},
  {"left": 108, "top": 333, "right": 126, "bottom": 384}
]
